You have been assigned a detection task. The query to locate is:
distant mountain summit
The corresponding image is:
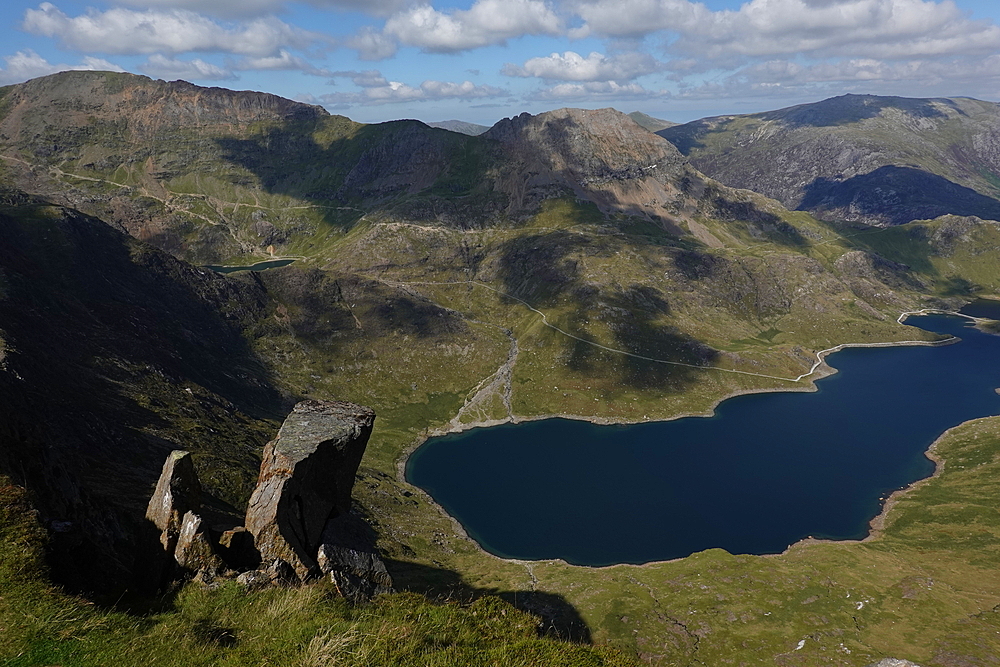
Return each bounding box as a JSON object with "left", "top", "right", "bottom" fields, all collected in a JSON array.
[
  {"left": 425, "top": 120, "right": 490, "bottom": 135},
  {"left": 658, "top": 93, "right": 1000, "bottom": 226},
  {"left": 627, "top": 111, "right": 677, "bottom": 133},
  {"left": 484, "top": 107, "right": 690, "bottom": 224}
]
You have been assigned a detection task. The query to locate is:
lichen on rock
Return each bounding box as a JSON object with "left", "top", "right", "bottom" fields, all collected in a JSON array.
[{"left": 244, "top": 399, "right": 377, "bottom": 582}]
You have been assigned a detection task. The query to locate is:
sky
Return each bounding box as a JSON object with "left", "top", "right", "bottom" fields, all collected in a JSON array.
[{"left": 2, "top": 0, "right": 1000, "bottom": 126}]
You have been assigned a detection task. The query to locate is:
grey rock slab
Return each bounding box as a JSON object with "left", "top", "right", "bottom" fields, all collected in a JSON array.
[
  {"left": 245, "top": 400, "right": 375, "bottom": 581},
  {"left": 145, "top": 450, "right": 202, "bottom": 553}
]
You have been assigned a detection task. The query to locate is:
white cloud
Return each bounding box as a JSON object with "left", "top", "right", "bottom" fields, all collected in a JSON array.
[
  {"left": 320, "top": 75, "right": 509, "bottom": 106},
  {"left": 140, "top": 54, "right": 236, "bottom": 80},
  {"left": 677, "top": 55, "right": 1000, "bottom": 100},
  {"left": 114, "top": 0, "right": 412, "bottom": 19},
  {"left": 22, "top": 3, "right": 326, "bottom": 57},
  {"left": 382, "top": 0, "right": 560, "bottom": 53},
  {"left": 233, "top": 50, "right": 332, "bottom": 76},
  {"left": 569, "top": 0, "right": 707, "bottom": 39},
  {"left": 347, "top": 27, "right": 398, "bottom": 60},
  {"left": 527, "top": 80, "right": 663, "bottom": 101},
  {"left": 502, "top": 51, "right": 660, "bottom": 81},
  {"left": 331, "top": 69, "right": 391, "bottom": 87},
  {"left": 0, "top": 49, "right": 123, "bottom": 85},
  {"left": 571, "top": 0, "right": 1000, "bottom": 62}
]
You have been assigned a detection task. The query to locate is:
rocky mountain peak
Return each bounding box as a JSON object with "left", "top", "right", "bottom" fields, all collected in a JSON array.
[
  {"left": 0, "top": 70, "right": 328, "bottom": 144},
  {"left": 485, "top": 107, "right": 689, "bottom": 220},
  {"left": 485, "top": 107, "right": 683, "bottom": 175}
]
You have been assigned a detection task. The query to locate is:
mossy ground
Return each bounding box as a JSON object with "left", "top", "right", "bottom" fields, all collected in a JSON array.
[{"left": 0, "top": 481, "right": 636, "bottom": 666}]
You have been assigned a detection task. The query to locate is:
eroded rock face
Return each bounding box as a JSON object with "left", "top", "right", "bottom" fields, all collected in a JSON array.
[
  {"left": 146, "top": 450, "right": 202, "bottom": 554},
  {"left": 317, "top": 514, "right": 393, "bottom": 601},
  {"left": 245, "top": 400, "right": 376, "bottom": 581},
  {"left": 174, "top": 511, "right": 226, "bottom": 576},
  {"left": 144, "top": 401, "right": 390, "bottom": 598}
]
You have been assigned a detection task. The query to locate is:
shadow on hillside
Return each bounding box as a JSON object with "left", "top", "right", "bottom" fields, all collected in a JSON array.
[
  {"left": 385, "top": 558, "right": 592, "bottom": 643},
  {"left": 259, "top": 268, "right": 470, "bottom": 353},
  {"left": 215, "top": 117, "right": 483, "bottom": 230},
  {"left": 496, "top": 231, "right": 719, "bottom": 392},
  {"left": 655, "top": 125, "right": 699, "bottom": 155},
  {"left": 760, "top": 94, "right": 958, "bottom": 129},
  {"left": 0, "top": 203, "right": 288, "bottom": 595},
  {"left": 799, "top": 166, "right": 1000, "bottom": 225},
  {"left": 710, "top": 192, "right": 808, "bottom": 247}
]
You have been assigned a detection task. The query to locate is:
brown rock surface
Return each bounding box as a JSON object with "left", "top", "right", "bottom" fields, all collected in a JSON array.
[
  {"left": 174, "top": 511, "right": 226, "bottom": 575},
  {"left": 317, "top": 513, "right": 393, "bottom": 601},
  {"left": 245, "top": 400, "right": 376, "bottom": 581},
  {"left": 145, "top": 450, "right": 202, "bottom": 553}
]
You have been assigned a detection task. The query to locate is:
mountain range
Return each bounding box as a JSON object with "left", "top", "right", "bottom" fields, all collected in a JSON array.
[{"left": 1, "top": 71, "right": 1000, "bottom": 665}]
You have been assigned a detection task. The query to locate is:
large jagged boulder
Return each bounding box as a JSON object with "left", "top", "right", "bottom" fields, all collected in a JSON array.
[{"left": 244, "top": 400, "right": 376, "bottom": 581}]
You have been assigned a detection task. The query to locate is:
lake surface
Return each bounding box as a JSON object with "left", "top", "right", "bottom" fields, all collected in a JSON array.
[
  {"left": 205, "top": 259, "right": 295, "bottom": 274},
  {"left": 407, "top": 314, "right": 1000, "bottom": 566},
  {"left": 961, "top": 298, "right": 1000, "bottom": 320}
]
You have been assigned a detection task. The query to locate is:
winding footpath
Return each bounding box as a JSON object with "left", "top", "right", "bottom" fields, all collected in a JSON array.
[{"left": 387, "top": 279, "right": 970, "bottom": 385}]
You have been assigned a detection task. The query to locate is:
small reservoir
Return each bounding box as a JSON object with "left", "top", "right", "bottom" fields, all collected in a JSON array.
[
  {"left": 407, "top": 314, "right": 1000, "bottom": 566},
  {"left": 205, "top": 259, "right": 295, "bottom": 274}
]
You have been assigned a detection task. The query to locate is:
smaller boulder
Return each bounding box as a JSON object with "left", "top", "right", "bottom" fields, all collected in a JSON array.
[
  {"left": 146, "top": 450, "right": 201, "bottom": 553},
  {"left": 236, "top": 569, "right": 271, "bottom": 591},
  {"left": 317, "top": 514, "right": 393, "bottom": 602},
  {"left": 174, "top": 511, "right": 227, "bottom": 576}
]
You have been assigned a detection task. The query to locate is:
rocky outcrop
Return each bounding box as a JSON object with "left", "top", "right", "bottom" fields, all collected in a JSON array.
[
  {"left": 485, "top": 108, "right": 689, "bottom": 221},
  {"left": 317, "top": 514, "right": 393, "bottom": 601},
  {"left": 144, "top": 450, "right": 229, "bottom": 585},
  {"left": 144, "top": 400, "right": 391, "bottom": 597},
  {"left": 245, "top": 400, "right": 376, "bottom": 580},
  {"left": 146, "top": 450, "right": 202, "bottom": 554},
  {"left": 173, "top": 511, "right": 226, "bottom": 577}
]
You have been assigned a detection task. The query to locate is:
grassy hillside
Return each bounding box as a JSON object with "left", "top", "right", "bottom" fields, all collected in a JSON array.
[
  {"left": 2, "top": 73, "right": 1000, "bottom": 665},
  {"left": 0, "top": 479, "right": 636, "bottom": 666}
]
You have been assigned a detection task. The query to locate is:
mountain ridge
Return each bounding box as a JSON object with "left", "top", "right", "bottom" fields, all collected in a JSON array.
[
  {"left": 658, "top": 93, "right": 1000, "bottom": 226},
  {"left": 2, "top": 71, "right": 1000, "bottom": 664}
]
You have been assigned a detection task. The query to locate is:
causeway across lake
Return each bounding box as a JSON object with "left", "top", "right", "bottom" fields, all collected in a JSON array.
[{"left": 407, "top": 314, "right": 1000, "bottom": 565}]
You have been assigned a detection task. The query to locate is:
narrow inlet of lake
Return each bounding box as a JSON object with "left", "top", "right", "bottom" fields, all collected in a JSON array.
[{"left": 406, "top": 314, "right": 1000, "bottom": 566}]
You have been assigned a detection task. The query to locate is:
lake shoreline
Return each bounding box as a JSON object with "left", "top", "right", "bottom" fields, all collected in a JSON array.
[{"left": 396, "top": 308, "right": 988, "bottom": 573}]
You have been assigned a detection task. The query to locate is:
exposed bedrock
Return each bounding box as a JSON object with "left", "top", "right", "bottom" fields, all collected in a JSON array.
[
  {"left": 144, "top": 400, "right": 390, "bottom": 596},
  {"left": 245, "top": 399, "right": 376, "bottom": 581},
  {"left": 146, "top": 450, "right": 202, "bottom": 554}
]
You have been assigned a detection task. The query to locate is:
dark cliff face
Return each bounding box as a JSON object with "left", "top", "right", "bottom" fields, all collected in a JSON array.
[
  {"left": 658, "top": 94, "right": 1000, "bottom": 226},
  {"left": 0, "top": 192, "right": 284, "bottom": 593}
]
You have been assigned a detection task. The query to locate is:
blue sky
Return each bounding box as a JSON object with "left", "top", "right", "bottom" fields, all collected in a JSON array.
[{"left": 2, "top": 0, "right": 1000, "bottom": 126}]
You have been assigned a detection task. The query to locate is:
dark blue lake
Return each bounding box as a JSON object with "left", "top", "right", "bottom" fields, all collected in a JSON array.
[
  {"left": 406, "top": 314, "right": 1000, "bottom": 565},
  {"left": 961, "top": 298, "right": 1000, "bottom": 319},
  {"left": 205, "top": 259, "right": 295, "bottom": 274}
]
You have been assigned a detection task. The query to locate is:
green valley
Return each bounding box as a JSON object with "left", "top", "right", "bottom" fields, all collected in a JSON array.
[{"left": 2, "top": 71, "right": 1000, "bottom": 665}]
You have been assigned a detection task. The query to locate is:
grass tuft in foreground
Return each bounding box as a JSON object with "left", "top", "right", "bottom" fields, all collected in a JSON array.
[{"left": 0, "top": 478, "right": 637, "bottom": 667}]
